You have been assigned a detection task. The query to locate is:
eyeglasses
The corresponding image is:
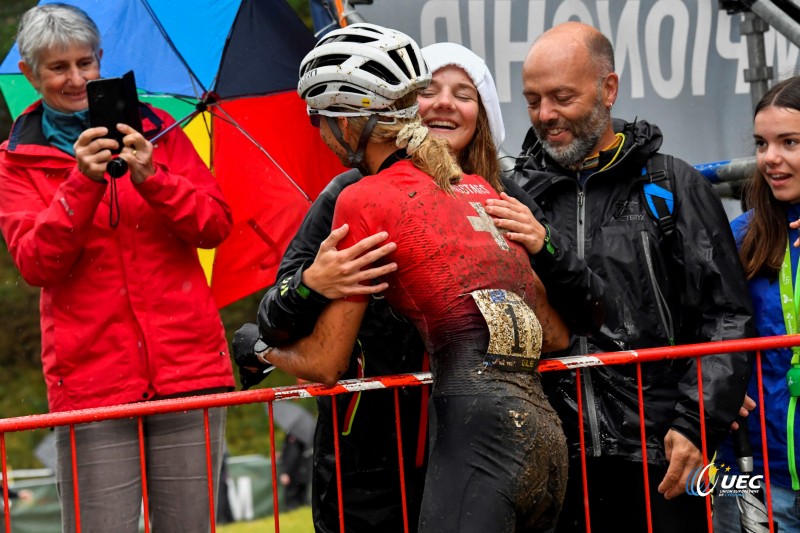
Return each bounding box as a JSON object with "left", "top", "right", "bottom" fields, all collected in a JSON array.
[{"left": 309, "top": 114, "right": 321, "bottom": 128}]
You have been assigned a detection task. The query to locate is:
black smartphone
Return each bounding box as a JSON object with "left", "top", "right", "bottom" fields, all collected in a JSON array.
[{"left": 86, "top": 71, "right": 142, "bottom": 154}]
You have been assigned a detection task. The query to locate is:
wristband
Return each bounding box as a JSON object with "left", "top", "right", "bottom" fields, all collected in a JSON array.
[
  {"left": 293, "top": 266, "right": 330, "bottom": 304},
  {"left": 543, "top": 224, "right": 555, "bottom": 255},
  {"left": 254, "top": 339, "right": 274, "bottom": 365},
  {"left": 296, "top": 281, "right": 311, "bottom": 299}
]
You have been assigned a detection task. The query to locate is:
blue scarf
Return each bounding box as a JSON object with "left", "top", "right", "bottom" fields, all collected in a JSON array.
[{"left": 41, "top": 102, "right": 89, "bottom": 156}]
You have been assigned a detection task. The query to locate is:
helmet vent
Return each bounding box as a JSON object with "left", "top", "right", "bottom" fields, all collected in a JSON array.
[
  {"left": 339, "top": 85, "right": 368, "bottom": 95},
  {"left": 403, "top": 46, "right": 422, "bottom": 78},
  {"left": 361, "top": 60, "right": 400, "bottom": 85},
  {"left": 386, "top": 49, "right": 411, "bottom": 80},
  {"left": 306, "top": 85, "right": 326, "bottom": 98},
  {"left": 344, "top": 34, "right": 376, "bottom": 44},
  {"left": 305, "top": 54, "right": 351, "bottom": 73}
]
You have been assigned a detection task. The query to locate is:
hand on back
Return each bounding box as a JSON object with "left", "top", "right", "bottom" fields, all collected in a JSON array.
[{"left": 303, "top": 224, "right": 398, "bottom": 299}]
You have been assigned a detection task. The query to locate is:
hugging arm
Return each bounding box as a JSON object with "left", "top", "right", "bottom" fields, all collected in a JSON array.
[
  {"left": 265, "top": 299, "right": 368, "bottom": 387},
  {"left": 238, "top": 171, "right": 393, "bottom": 389},
  {"left": 257, "top": 169, "right": 393, "bottom": 346}
]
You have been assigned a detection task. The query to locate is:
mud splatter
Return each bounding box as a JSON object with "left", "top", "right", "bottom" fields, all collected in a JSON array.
[{"left": 508, "top": 409, "right": 528, "bottom": 428}]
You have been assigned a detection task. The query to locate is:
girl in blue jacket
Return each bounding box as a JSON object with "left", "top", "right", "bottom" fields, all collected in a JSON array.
[{"left": 715, "top": 76, "right": 800, "bottom": 531}]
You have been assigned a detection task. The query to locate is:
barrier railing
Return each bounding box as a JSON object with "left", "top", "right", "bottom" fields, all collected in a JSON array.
[{"left": 1, "top": 334, "right": 798, "bottom": 532}]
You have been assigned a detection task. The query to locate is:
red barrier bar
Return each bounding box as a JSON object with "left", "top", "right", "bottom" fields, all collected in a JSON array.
[
  {"left": 0, "top": 375, "right": 434, "bottom": 433},
  {"left": 696, "top": 357, "right": 713, "bottom": 532},
  {"left": 1, "top": 433, "right": 9, "bottom": 533},
  {"left": 575, "top": 368, "right": 591, "bottom": 533},
  {"left": 204, "top": 409, "right": 217, "bottom": 533},
  {"left": 636, "top": 363, "right": 653, "bottom": 533},
  {"left": 332, "top": 396, "right": 345, "bottom": 533},
  {"left": 537, "top": 334, "right": 800, "bottom": 373},
  {"left": 756, "top": 351, "right": 775, "bottom": 533},
  {"left": 3, "top": 334, "right": 792, "bottom": 435},
  {"left": 138, "top": 417, "right": 151, "bottom": 533},
  {"left": 1, "top": 334, "right": 798, "bottom": 532},
  {"left": 394, "top": 387, "right": 410, "bottom": 533},
  {"left": 267, "top": 401, "right": 280, "bottom": 533},
  {"left": 70, "top": 425, "right": 80, "bottom": 533}
]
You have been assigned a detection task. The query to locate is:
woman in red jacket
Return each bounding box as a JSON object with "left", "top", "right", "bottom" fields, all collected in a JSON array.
[{"left": 0, "top": 5, "right": 234, "bottom": 532}]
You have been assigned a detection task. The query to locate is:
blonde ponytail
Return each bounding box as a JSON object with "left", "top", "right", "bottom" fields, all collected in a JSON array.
[{"left": 348, "top": 94, "right": 462, "bottom": 193}]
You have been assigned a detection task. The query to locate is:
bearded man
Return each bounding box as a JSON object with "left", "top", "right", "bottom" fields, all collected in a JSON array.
[{"left": 513, "top": 21, "right": 755, "bottom": 533}]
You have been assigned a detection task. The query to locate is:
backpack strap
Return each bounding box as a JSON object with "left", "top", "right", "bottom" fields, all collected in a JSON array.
[{"left": 641, "top": 153, "right": 676, "bottom": 238}]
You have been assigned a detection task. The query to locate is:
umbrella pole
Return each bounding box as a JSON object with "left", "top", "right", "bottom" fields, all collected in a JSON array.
[
  {"left": 334, "top": 0, "right": 348, "bottom": 27},
  {"left": 149, "top": 108, "right": 202, "bottom": 144}
]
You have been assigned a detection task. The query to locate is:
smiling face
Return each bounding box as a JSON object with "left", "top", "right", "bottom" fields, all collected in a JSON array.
[
  {"left": 20, "top": 43, "right": 100, "bottom": 114},
  {"left": 417, "top": 65, "right": 479, "bottom": 156},
  {"left": 754, "top": 105, "right": 800, "bottom": 204},
  {"left": 522, "top": 25, "right": 618, "bottom": 169}
]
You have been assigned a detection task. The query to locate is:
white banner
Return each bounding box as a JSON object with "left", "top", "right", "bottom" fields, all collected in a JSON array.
[{"left": 355, "top": 0, "right": 800, "bottom": 165}]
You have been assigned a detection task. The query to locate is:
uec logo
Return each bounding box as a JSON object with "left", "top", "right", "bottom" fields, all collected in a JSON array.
[
  {"left": 685, "top": 462, "right": 765, "bottom": 497},
  {"left": 685, "top": 463, "right": 718, "bottom": 497}
]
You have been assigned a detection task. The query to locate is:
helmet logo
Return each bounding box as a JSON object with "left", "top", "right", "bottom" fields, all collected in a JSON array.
[{"left": 361, "top": 97, "right": 371, "bottom": 108}]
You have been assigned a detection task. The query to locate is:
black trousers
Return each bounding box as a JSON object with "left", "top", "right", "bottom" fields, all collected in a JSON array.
[
  {"left": 555, "top": 455, "right": 709, "bottom": 533},
  {"left": 419, "top": 392, "right": 567, "bottom": 533}
]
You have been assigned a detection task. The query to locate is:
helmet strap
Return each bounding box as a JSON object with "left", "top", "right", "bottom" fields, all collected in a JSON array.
[{"left": 325, "top": 114, "right": 379, "bottom": 174}]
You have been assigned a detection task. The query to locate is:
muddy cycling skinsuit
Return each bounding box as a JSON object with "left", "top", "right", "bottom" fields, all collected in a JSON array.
[{"left": 333, "top": 158, "right": 567, "bottom": 533}]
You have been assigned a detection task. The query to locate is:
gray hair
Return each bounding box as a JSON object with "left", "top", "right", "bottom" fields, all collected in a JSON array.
[
  {"left": 586, "top": 30, "right": 614, "bottom": 78},
  {"left": 16, "top": 3, "right": 101, "bottom": 77}
]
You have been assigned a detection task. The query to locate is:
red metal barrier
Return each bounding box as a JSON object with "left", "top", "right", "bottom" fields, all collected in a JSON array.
[
  {"left": 1, "top": 334, "right": 799, "bottom": 532},
  {"left": 756, "top": 350, "right": 775, "bottom": 532}
]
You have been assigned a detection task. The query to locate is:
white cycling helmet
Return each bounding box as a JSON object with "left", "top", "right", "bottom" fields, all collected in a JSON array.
[{"left": 298, "top": 23, "right": 431, "bottom": 119}]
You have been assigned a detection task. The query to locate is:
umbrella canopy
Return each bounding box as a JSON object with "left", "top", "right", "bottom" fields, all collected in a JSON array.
[
  {"left": 271, "top": 401, "right": 316, "bottom": 447},
  {"left": 0, "top": 0, "right": 346, "bottom": 307}
]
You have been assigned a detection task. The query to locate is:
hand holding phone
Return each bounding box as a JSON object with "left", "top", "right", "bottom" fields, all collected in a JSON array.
[
  {"left": 86, "top": 71, "right": 142, "bottom": 177},
  {"left": 86, "top": 70, "right": 142, "bottom": 153}
]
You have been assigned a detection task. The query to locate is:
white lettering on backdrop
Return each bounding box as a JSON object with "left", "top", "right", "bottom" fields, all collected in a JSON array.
[{"left": 418, "top": 0, "right": 800, "bottom": 102}]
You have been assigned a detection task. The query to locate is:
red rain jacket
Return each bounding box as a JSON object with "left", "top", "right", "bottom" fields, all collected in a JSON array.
[{"left": 0, "top": 101, "right": 234, "bottom": 412}]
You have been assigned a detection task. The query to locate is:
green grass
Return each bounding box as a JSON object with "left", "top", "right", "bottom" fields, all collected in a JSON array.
[{"left": 218, "top": 506, "right": 314, "bottom": 533}]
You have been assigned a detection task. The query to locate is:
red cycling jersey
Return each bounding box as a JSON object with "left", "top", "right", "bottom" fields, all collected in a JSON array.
[{"left": 333, "top": 159, "right": 541, "bottom": 373}]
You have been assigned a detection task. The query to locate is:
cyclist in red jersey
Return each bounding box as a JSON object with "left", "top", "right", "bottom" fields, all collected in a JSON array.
[{"left": 258, "top": 24, "right": 570, "bottom": 532}]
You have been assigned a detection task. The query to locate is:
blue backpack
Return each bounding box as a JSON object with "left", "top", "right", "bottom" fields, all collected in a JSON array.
[{"left": 641, "top": 153, "right": 676, "bottom": 237}]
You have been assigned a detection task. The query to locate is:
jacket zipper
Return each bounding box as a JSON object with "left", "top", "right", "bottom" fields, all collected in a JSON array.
[
  {"left": 580, "top": 337, "right": 601, "bottom": 456},
  {"left": 543, "top": 142, "right": 644, "bottom": 458},
  {"left": 576, "top": 186, "right": 602, "bottom": 456},
  {"left": 640, "top": 232, "right": 675, "bottom": 345}
]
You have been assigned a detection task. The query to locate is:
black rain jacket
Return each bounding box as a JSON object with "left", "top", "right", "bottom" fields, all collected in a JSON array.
[
  {"left": 256, "top": 165, "right": 606, "bottom": 532},
  {"left": 513, "top": 118, "right": 755, "bottom": 464}
]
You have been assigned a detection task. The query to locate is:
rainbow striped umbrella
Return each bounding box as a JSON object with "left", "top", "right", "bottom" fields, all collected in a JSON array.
[{"left": 0, "top": 0, "right": 346, "bottom": 307}]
